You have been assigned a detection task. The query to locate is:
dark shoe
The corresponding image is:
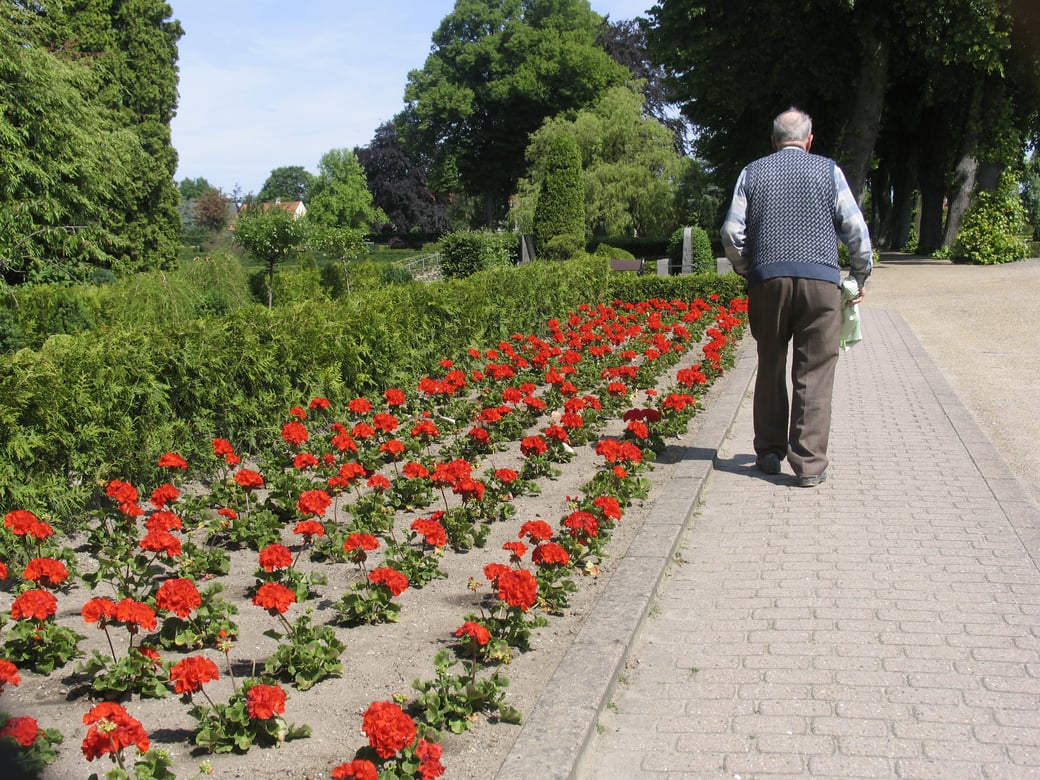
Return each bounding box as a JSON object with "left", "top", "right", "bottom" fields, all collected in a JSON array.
[
  {"left": 797, "top": 472, "right": 828, "bottom": 488},
  {"left": 756, "top": 453, "right": 782, "bottom": 475}
]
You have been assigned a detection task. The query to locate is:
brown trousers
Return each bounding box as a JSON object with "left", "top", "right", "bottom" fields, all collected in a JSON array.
[{"left": 748, "top": 277, "right": 841, "bottom": 477}]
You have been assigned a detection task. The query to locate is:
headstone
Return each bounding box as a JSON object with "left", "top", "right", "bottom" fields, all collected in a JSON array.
[
  {"left": 520, "top": 234, "right": 536, "bottom": 264},
  {"left": 681, "top": 226, "right": 693, "bottom": 275},
  {"left": 656, "top": 257, "right": 670, "bottom": 277}
]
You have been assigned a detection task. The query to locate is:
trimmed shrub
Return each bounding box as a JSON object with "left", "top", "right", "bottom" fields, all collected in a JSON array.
[
  {"left": 533, "top": 134, "right": 585, "bottom": 253},
  {"left": 667, "top": 226, "right": 715, "bottom": 274},
  {"left": 438, "top": 231, "right": 516, "bottom": 279},
  {"left": 951, "top": 171, "right": 1031, "bottom": 265}
]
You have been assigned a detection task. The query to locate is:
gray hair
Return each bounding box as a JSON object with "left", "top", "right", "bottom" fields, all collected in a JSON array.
[{"left": 772, "top": 109, "right": 812, "bottom": 145}]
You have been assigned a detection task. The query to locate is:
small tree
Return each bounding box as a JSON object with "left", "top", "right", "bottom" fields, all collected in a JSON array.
[
  {"left": 951, "top": 169, "right": 1030, "bottom": 265},
  {"left": 307, "top": 149, "right": 387, "bottom": 230},
  {"left": 533, "top": 134, "right": 584, "bottom": 258},
  {"left": 309, "top": 225, "right": 366, "bottom": 295},
  {"left": 194, "top": 189, "right": 230, "bottom": 233},
  {"left": 232, "top": 208, "right": 307, "bottom": 308}
]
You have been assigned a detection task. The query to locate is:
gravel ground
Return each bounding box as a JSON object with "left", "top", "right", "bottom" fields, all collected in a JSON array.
[{"left": 862, "top": 253, "right": 1040, "bottom": 507}]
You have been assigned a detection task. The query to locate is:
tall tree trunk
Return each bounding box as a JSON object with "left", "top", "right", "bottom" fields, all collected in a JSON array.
[
  {"left": 942, "top": 81, "right": 984, "bottom": 249},
  {"left": 915, "top": 109, "right": 953, "bottom": 254},
  {"left": 837, "top": 8, "right": 890, "bottom": 202},
  {"left": 890, "top": 143, "right": 917, "bottom": 251}
]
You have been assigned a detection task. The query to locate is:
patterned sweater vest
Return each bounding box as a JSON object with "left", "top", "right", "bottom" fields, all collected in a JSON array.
[{"left": 744, "top": 150, "right": 840, "bottom": 287}]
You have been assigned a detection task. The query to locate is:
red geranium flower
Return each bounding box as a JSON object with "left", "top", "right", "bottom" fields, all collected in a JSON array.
[
  {"left": 483, "top": 562, "right": 510, "bottom": 585},
  {"left": 10, "top": 589, "right": 57, "bottom": 621},
  {"left": 309, "top": 396, "right": 330, "bottom": 411},
  {"left": 114, "top": 598, "right": 157, "bottom": 631},
  {"left": 281, "top": 421, "right": 309, "bottom": 447},
  {"left": 145, "top": 510, "right": 182, "bottom": 533},
  {"left": 81, "top": 702, "right": 149, "bottom": 760},
  {"left": 82, "top": 597, "right": 117, "bottom": 624},
  {"left": 410, "top": 518, "right": 446, "bottom": 548},
  {"left": 169, "top": 655, "right": 219, "bottom": 694},
  {"left": 502, "top": 541, "right": 527, "bottom": 561},
  {"left": 402, "top": 461, "right": 430, "bottom": 479},
  {"left": 331, "top": 760, "right": 379, "bottom": 780},
  {"left": 293, "top": 519, "right": 325, "bottom": 540},
  {"left": 253, "top": 582, "right": 296, "bottom": 614},
  {"left": 518, "top": 520, "right": 553, "bottom": 542},
  {"left": 139, "top": 530, "right": 182, "bottom": 557},
  {"left": 368, "top": 567, "right": 408, "bottom": 597},
  {"left": 348, "top": 397, "right": 373, "bottom": 415},
  {"left": 520, "top": 435, "right": 548, "bottom": 457},
  {"left": 416, "top": 737, "right": 446, "bottom": 779},
  {"left": 105, "top": 480, "right": 144, "bottom": 517},
  {"left": 361, "top": 700, "right": 416, "bottom": 759},
  {"left": 343, "top": 533, "right": 379, "bottom": 554},
  {"left": 532, "top": 542, "right": 571, "bottom": 566},
  {"left": 154, "top": 578, "right": 202, "bottom": 619},
  {"left": 258, "top": 543, "right": 293, "bottom": 572},
  {"left": 494, "top": 468, "right": 518, "bottom": 484},
  {"left": 0, "top": 659, "right": 21, "bottom": 691},
  {"left": 372, "top": 412, "right": 399, "bottom": 433},
  {"left": 293, "top": 452, "right": 319, "bottom": 470},
  {"left": 22, "top": 556, "right": 69, "bottom": 588},
  {"left": 289, "top": 405, "right": 307, "bottom": 420},
  {"left": 0, "top": 715, "right": 39, "bottom": 747},
  {"left": 246, "top": 683, "right": 286, "bottom": 720},
  {"left": 158, "top": 452, "right": 188, "bottom": 470},
  {"left": 496, "top": 568, "right": 538, "bottom": 612},
  {"left": 454, "top": 621, "right": 491, "bottom": 646},
  {"left": 233, "top": 468, "right": 265, "bottom": 490},
  {"left": 149, "top": 483, "right": 180, "bottom": 509},
  {"left": 297, "top": 489, "right": 331, "bottom": 517},
  {"left": 384, "top": 388, "right": 406, "bottom": 407}
]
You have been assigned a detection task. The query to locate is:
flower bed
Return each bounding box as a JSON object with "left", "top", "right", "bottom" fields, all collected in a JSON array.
[{"left": 0, "top": 294, "right": 747, "bottom": 779}]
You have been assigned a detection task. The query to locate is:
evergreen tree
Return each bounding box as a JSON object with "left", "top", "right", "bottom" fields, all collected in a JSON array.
[{"left": 533, "top": 134, "right": 585, "bottom": 257}]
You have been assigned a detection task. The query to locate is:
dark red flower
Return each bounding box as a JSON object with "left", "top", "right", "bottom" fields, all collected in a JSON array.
[
  {"left": 293, "top": 519, "right": 325, "bottom": 540},
  {"left": 518, "top": 520, "right": 553, "bottom": 542},
  {"left": 82, "top": 597, "right": 117, "bottom": 624},
  {"left": 114, "top": 598, "right": 157, "bottom": 631},
  {"left": 410, "top": 518, "right": 446, "bottom": 548},
  {"left": 0, "top": 659, "right": 21, "bottom": 691},
  {"left": 149, "top": 482, "right": 180, "bottom": 509},
  {"left": 533, "top": 542, "right": 571, "bottom": 566},
  {"left": 416, "top": 737, "right": 446, "bottom": 780},
  {"left": 139, "top": 530, "right": 181, "bottom": 557}
]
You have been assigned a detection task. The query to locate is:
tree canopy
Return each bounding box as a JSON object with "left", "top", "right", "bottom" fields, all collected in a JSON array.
[
  {"left": 0, "top": 0, "right": 182, "bottom": 284},
  {"left": 643, "top": 0, "right": 1040, "bottom": 252},
  {"left": 258, "top": 166, "right": 315, "bottom": 204},
  {"left": 306, "top": 149, "right": 386, "bottom": 231},
  {"left": 402, "top": 0, "right": 630, "bottom": 225}
]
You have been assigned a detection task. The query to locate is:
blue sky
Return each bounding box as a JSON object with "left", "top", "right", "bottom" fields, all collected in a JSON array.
[{"left": 170, "top": 1, "right": 654, "bottom": 196}]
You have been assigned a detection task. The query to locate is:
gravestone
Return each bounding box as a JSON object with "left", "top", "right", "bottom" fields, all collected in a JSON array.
[{"left": 681, "top": 226, "right": 693, "bottom": 275}]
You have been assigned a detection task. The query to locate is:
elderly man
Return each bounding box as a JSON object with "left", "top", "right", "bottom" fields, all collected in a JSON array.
[{"left": 720, "top": 108, "right": 872, "bottom": 487}]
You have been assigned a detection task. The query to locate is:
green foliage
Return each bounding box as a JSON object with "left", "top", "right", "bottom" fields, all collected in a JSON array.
[
  {"left": 306, "top": 149, "right": 386, "bottom": 230},
  {"left": 179, "top": 177, "right": 215, "bottom": 201},
  {"left": 403, "top": 0, "right": 629, "bottom": 222},
  {"left": 232, "top": 208, "right": 308, "bottom": 308},
  {"left": 521, "top": 84, "right": 686, "bottom": 240},
  {"left": 1022, "top": 151, "right": 1040, "bottom": 241},
  {"left": 542, "top": 234, "right": 586, "bottom": 262},
  {"left": 0, "top": 256, "right": 746, "bottom": 521},
  {"left": 667, "top": 226, "right": 715, "bottom": 274},
  {"left": 951, "top": 170, "right": 1031, "bottom": 264},
  {"left": 258, "top": 166, "right": 314, "bottom": 204},
  {"left": 438, "top": 231, "right": 516, "bottom": 279},
  {"left": 188, "top": 678, "right": 311, "bottom": 754},
  {"left": 533, "top": 134, "right": 585, "bottom": 251}
]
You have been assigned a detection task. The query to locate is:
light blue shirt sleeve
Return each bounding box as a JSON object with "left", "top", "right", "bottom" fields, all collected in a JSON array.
[
  {"left": 719, "top": 168, "right": 749, "bottom": 277},
  {"left": 833, "top": 165, "right": 872, "bottom": 288}
]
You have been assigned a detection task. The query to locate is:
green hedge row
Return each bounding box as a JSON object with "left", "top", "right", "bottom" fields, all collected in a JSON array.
[{"left": 0, "top": 256, "right": 743, "bottom": 522}]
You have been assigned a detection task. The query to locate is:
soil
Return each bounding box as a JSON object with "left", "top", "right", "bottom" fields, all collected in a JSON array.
[{"left": 0, "top": 324, "right": 737, "bottom": 780}]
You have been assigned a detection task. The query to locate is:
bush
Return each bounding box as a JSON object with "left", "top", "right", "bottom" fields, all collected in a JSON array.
[
  {"left": 951, "top": 171, "right": 1031, "bottom": 265},
  {"left": 541, "top": 234, "right": 585, "bottom": 262},
  {"left": 533, "top": 135, "right": 585, "bottom": 253},
  {"left": 438, "top": 231, "right": 516, "bottom": 279},
  {"left": 667, "top": 226, "right": 715, "bottom": 274}
]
